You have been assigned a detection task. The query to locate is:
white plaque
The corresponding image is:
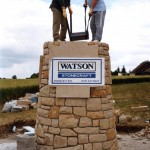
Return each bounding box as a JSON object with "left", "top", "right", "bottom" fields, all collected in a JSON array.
[{"left": 49, "top": 58, "right": 105, "bottom": 85}]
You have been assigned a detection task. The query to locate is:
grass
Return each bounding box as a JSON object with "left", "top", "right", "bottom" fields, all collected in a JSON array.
[
  {"left": 112, "top": 82, "right": 150, "bottom": 120},
  {"left": 0, "top": 104, "right": 36, "bottom": 137},
  {"left": 0, "top": 79, "right": 39, "bottom": 102},
  {"left": 0, "top": 106, "right": 36, "bottom": 126},
  {"left": 0, "top": 79, "right": 38, "bottom": 89},
  {"left": 112, "top": 75, "right": 150, "bottom": 79},
  {"left": 0, "top": 77, "right": 150, "bottom": 133},
  {"left": 0, "top": 79, "right": 38, "bottom": 127}
]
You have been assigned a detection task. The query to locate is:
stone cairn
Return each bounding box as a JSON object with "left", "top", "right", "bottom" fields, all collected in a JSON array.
[{"left": 35, "top": 41, "right": 118, "bottom": 150}]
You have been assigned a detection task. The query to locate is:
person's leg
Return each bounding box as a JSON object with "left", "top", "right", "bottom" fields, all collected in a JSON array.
[
  {"left": 52, "top": 8, "right": 61, "bottom": 41},
  {"left": 95, "top": 10, "right": 106, "bottom": 41},
  {"left": 90, "top": 14, "right": 96, "bottom": 41},
  {"left": 60, "top": 15, "right": 67, "bottom": 41}
]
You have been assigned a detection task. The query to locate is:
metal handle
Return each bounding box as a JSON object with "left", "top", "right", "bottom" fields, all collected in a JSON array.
[{"left": 70, "top": 14, "right": 72, "bottom": 33}]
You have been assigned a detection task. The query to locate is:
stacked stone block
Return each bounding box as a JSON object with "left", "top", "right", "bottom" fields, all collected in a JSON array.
[
  {"left": 35, "top": 41, "right": 118, "bottom": 150},
  {"left": 16, "top": 135, "right": 36, "bottom": 150}
]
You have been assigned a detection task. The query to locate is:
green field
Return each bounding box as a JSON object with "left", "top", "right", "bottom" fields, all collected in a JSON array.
[
  {"left": 0, "top": 79, "right": 39, "bottom": 102},
  {"left": 0, "top": 75, "right": 149, "bottom": 89},
  {"left": 112, "top": 75, "right": 150, "bottom": 79},
  {"left": 112, "top": 82, "right": 150, "bottom": 119},
  {"left": 0, "top": 79, "right": 38, "bottom": 89}
]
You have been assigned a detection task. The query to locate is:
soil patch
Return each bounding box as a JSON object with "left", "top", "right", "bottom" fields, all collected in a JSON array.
[
  {"left": 0, "top": 119, "right": 35, "bottom": 139},
  {"left": 116, "top": 123, "right": 150, "bottom": 133}
]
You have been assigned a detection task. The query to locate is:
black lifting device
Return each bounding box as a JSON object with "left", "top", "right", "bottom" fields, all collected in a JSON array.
[{"left": 66, "top": 6, "right": 91, "bottom": 41}]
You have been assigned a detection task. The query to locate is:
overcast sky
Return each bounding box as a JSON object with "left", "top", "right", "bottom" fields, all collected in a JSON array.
[{"left": 0, "top": 0, "right": 150, "bottom": 78}]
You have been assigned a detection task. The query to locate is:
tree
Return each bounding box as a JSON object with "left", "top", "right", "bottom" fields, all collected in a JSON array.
[
  {"left": 111, "top": 67, "right": 120, "bottom": 76},
  {"left": 121, "top": 65, "right": 127, "bottom": 74},
  {"left": 117, "top": 67, "right": 120, "bottom": 73},
  {"left": 12, "top": 75, "right": 17, "bottom": 79},
  {"left": 30, "top": 73, "right": 38, "bottom": 79}
]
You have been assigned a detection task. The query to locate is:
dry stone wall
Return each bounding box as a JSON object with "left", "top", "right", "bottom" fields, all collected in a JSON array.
[{"left": 35, "top": 41, "right": 118, "bottom": 150}]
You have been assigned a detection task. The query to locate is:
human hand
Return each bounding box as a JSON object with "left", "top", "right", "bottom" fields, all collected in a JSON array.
[
  {"left": 89, "top": 8, "right": 93, "bottom": 15},
  {"left": 83, "top": 2, "right": 87, "bottom": 7},
  {"left": 69, "top": 7, "right": 73, "bottom": 14},
  {"left": 62, "top": 8, "right": 67, "bottom": 18}
]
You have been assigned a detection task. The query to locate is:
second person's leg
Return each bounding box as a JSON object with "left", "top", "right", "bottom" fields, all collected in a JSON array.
[
  {"left": 90, "top": 14, "right": 96, "bottom": 41},
  {"left": 95, "top": 11, "right": 106, "bottom": 41}
]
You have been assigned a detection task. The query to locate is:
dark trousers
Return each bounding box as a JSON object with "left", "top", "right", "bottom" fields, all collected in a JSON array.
[{"left": 52, "top": 8, "right": 67, "bottom": 41}]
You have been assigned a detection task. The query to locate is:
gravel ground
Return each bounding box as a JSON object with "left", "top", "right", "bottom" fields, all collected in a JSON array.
[
  {"left": 0, "top": 139, "right": 16, "bottom": 150},
  {"left": 118, "top": 133, "right": 150, "bottom": 150},
  {"left": 0, "top": 133, "right": 150, "bottom": 150}
]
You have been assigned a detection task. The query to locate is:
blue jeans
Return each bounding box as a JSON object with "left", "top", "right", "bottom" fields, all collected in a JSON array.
[{"left": 90, "top": 10, "right": 106, "bottom": 41}]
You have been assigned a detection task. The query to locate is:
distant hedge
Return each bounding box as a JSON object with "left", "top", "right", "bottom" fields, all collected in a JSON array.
[
  {"left": 112, "top": 77, "right": 150, "bottom": 84},
  {"left": 0, "top": 85, "right": 39, "bottom": 102}
]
